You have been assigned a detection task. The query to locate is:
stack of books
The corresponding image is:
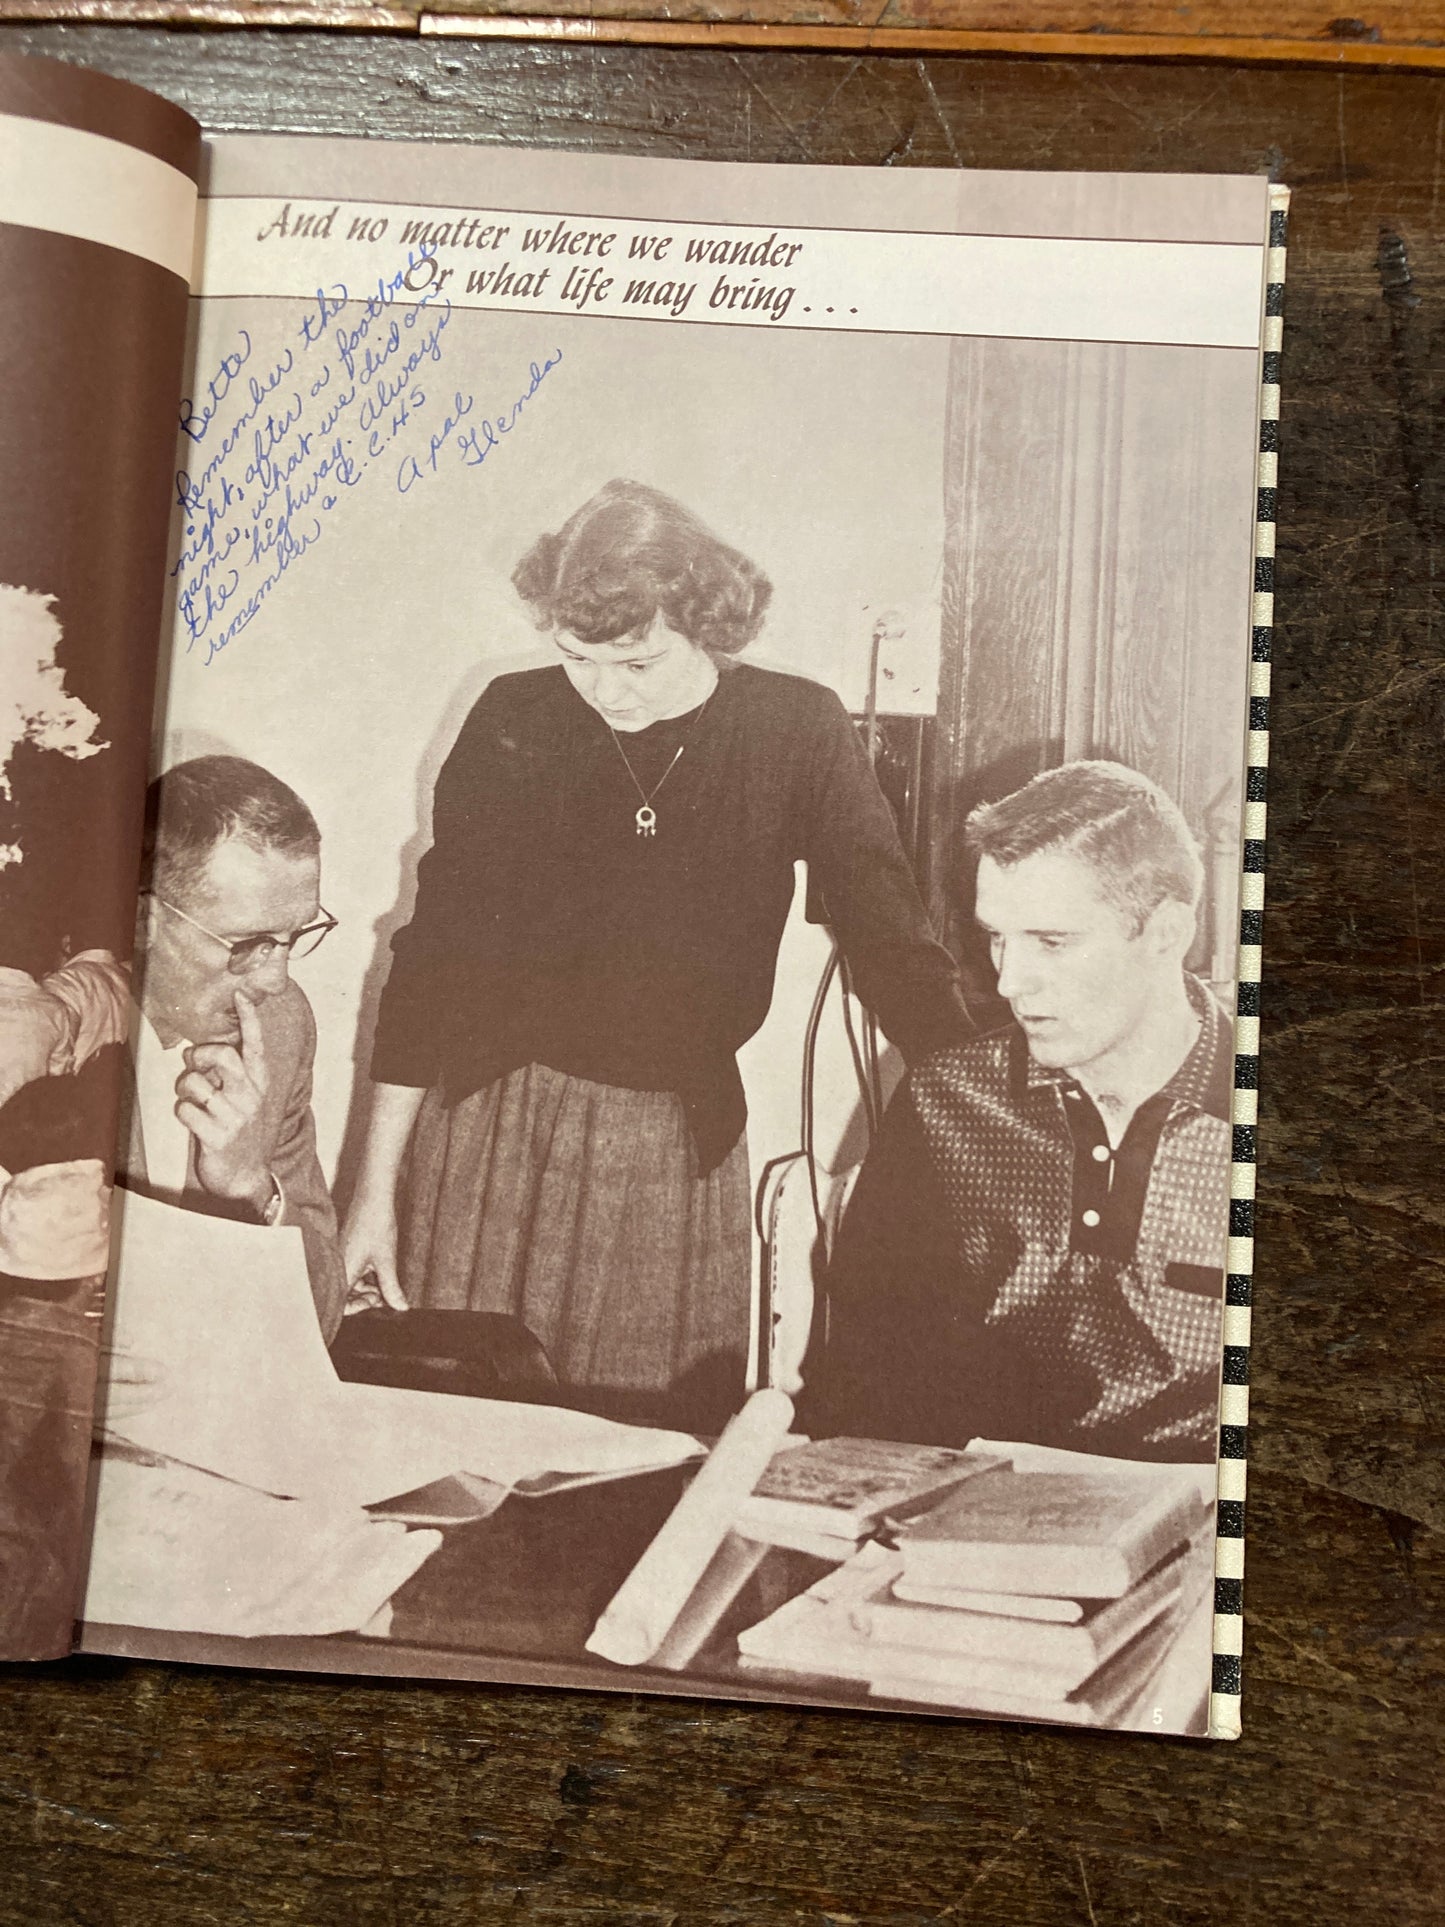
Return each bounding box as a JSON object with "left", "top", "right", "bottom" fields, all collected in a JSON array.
[
  {"left": 737, "top": 1465, "right": 1209, "bottom": 1725},
  {"left": 735, "top": 1438, "right": 1010, "bottom": 1560}
]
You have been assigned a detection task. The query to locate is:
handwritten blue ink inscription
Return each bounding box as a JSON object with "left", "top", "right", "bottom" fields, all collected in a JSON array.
[
  {"left": 396, "top": 351, "right": 562, "bottom": 495},
  {"left": 172, "top": 248, "right": 563, "bottom": 664}
]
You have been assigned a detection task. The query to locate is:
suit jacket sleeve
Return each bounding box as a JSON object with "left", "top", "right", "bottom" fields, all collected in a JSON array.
[{"left": 267, "top": 992, "right": 347, "bottom": 1346}]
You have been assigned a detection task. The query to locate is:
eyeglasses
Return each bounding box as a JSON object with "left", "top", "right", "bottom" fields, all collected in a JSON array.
[{"left": 147, "top": 893, "right": 339, "bottom": 975}]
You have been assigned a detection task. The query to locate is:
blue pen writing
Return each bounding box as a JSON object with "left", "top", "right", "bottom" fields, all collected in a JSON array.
[
  {"left": 171, "top": 242, "right": 476, "bottom": 663},
  {"left": 397, "top": 389, "right": 475, "bottom": 494},
  {"left": 298, "top": 285, "right": 347, "bottom": 349},
  {"left": 456, "top": 350, "right": 563, "bottom": 470},
  {"left": 178, "top": 332, "right": 253, "bottom": 444}
]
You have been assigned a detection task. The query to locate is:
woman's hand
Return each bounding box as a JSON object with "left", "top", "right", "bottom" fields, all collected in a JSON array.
[
  {"left": 341, "top": 1084, "right": 427, "bottom": 1313},
  {"left": 341, "top": 1183, "right": 408, "bottom": 1312}
]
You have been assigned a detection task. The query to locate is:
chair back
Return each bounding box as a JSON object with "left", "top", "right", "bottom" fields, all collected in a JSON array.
[{"left": 755, "top": 1153, "right": 859, "bottom": 1395}]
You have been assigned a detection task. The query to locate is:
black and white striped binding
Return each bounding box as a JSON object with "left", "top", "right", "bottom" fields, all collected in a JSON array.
[{"left": 1208, "top": 185, "right": 1288, "bottom": 1742}]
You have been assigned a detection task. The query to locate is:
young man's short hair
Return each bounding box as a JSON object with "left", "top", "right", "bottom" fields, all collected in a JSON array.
[{"left": 964, "top": 759, "right": 1203, "bottom": 933}]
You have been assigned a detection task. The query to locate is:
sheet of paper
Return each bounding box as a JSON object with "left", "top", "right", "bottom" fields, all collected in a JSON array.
[
  {"left": 971, "top": 1439, "right": 1218, "bottom": 1510},
  {"left": 99, "top": 1188, "right": 703, "bottom": 1506},
  {"left": 83, "top": 1449, "right": 441, "bottom": 1637}
]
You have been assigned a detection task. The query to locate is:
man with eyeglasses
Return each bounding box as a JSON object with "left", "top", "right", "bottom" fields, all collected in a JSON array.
[{"left": 118, "top": 755, "right": 348, "bottom": 1342}]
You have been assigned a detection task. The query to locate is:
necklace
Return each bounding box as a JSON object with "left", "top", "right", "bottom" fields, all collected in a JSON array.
[{"left": 606, "top": 689, "right": 714, "bottom": 837}]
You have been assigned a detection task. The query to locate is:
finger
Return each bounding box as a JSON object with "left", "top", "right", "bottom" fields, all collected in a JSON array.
[
  {"left": 345, "top": 1275, "right": 383, "bottom": 1313},
  {"left": 176, "top": 1068, "right": 227, "bottom": 1111},
  {"left": 175, "top": 1098, "right": 229, "bottom": 1150},
  {"left": 342, "top": 1234, "right": 375, "bottom": 1290},
  {"left": 352, "top": 1248, "right": 410, "bottom": 1310},
  {"left": 374, "top": 1261, "right": 410, "bottom": 1312},
  {"left": 185, "top": 1042, "right": 248, "bottom": 1091},
  {"left": 175, "top": 1076, "right": 256, "bottom": 1141},
  {"left": 204, "top": 1092, "right": 254, "bottom": 1142},
  {"left": 235, "top": 989, "right": 269, "bottom": 1089},
  {"left": 187, "top": 1050, "right": 263, "bottom": 1116}
]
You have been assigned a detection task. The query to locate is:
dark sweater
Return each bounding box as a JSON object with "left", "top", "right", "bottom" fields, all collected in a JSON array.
[{"left": 372, "top": 661, "right": 970, "bottom": 1171}]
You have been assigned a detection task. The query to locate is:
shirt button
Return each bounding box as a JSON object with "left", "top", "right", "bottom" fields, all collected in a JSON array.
[
  {"left": 1091, "top": 1144, "right": 1110, "bottom": 1163},
  {"left": 1081, "top": 1208, "right": 1101, "bottom": 1228}
]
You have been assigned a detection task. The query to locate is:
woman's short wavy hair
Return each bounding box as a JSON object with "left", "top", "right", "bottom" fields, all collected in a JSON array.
[{"left": 512, "top": 480, "right": 772, "bottom": 659}]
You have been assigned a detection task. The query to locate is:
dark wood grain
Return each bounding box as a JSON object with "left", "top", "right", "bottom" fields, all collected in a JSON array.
[
  {"left": 8, "top": 5, "right": 1445, "bottom": 77},
  {"left": 0, "top": 29, "right": 1441, "bottom": 1922}
]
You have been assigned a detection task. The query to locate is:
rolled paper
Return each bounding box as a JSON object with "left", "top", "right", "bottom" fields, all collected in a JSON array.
[{"left": 586, "top": 1387, "right": 795, "bottom": 1666}]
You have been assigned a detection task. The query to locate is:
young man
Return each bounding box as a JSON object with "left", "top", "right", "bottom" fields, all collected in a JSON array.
[
  {"left": 119, "top": 755, "right": 347, "bottom": 1342},
  {"left": 805, "top": 760, "right": 1234, "bottom": 1463}
]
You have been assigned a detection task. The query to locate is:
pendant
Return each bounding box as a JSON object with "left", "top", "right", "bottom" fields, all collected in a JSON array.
[{"left": 636, "top": 805, "right": 657, "bottom": 838}]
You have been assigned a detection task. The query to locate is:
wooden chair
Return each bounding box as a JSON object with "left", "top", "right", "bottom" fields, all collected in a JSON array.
[{"left": 754, "top": 1152, "right": 860, "bottom": 1397}]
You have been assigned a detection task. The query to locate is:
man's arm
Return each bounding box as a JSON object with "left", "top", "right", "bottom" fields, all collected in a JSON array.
[
  {"left": 800, "top": 1079, "right": 980, "bottom": 1448},
  {"left": 261, "top": 994, "right": 347, "bottom": 1346},
  {"left": 0, "top": 968, "right": 69, "bottom": 1109},
  {"left": 176, "top": 987, "right": 347, "bottom": 1345}
]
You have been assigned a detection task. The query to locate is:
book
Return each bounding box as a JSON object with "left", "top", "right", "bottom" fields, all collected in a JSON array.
[
  {"left": 736, "top": 1438, "right": 1009, "bottom": 1544},
  {"left": 736, "top": 1540, "right": 904, "bottom": 1681},
  {"left": 870, "top": 1526, "right": 1220, "bottom": 1726},
  {"left": 737, "top": 1538, "right": 1207, "bottom": 1720},
  {"left": 867, "top": 1610, "right": 1190, "bottom": 1728},
  {"left": 890, "top": 1583, "right": 1092, "bottom": 1624},
  {"left": 857, "top": 1541, "right": 1191, "bottom": 1678},
  {"left": 894, "top": 1469, "right": 1206, "bottom": 1600},
  {"left": 0, "top": 50, "right": 1279, "bottom": 1740},
  {"left": 735, "top": 1538, "right": 1185, "bottom": 1701}
]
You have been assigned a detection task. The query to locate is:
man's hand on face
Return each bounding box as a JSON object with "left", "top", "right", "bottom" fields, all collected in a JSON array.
[{"left": 173, "top": 988, "right": 275, "bottom": 1217}]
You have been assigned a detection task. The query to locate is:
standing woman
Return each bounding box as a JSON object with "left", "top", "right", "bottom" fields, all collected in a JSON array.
[{"left": 342, "top": 480, "right": 969, "bottom": 1426}]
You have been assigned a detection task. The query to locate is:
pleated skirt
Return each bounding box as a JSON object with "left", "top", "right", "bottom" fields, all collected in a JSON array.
[{"left": 399, "top": 1062, "right": 752, "bottom": 1419}]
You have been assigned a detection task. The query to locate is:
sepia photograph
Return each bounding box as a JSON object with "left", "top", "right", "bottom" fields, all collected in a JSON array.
[{"left": 66, "top": 133, "right": 1268, "bottom": 1738}]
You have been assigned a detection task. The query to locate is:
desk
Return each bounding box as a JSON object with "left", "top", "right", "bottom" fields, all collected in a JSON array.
[{"left": 83, "top": 1449, "right": 1216, "bottom": 1736}]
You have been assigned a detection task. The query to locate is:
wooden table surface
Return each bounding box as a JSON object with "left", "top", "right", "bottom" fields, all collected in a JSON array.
[{"left": 0, "top": 22, "right": 1442, "bottom": 1924}]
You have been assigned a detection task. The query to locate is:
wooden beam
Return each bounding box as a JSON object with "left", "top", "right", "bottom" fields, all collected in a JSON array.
[{"left": 419, "top": 14, "right": 1445, "bottom": 67}]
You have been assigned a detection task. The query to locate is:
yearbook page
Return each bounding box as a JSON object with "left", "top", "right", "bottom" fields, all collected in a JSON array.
[{"left": 62, "top": 118, "right": 1278, "bottom": 1737}]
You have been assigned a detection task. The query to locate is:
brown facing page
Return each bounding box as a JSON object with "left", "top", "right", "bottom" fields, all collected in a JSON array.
[{"left": 0, "top": 54, "right": 199, "bottom": 1657}]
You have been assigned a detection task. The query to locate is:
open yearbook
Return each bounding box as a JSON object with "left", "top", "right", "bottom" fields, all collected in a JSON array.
[{"left": 0, "top": 52, "right": 1281, "bottom": 1739}]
